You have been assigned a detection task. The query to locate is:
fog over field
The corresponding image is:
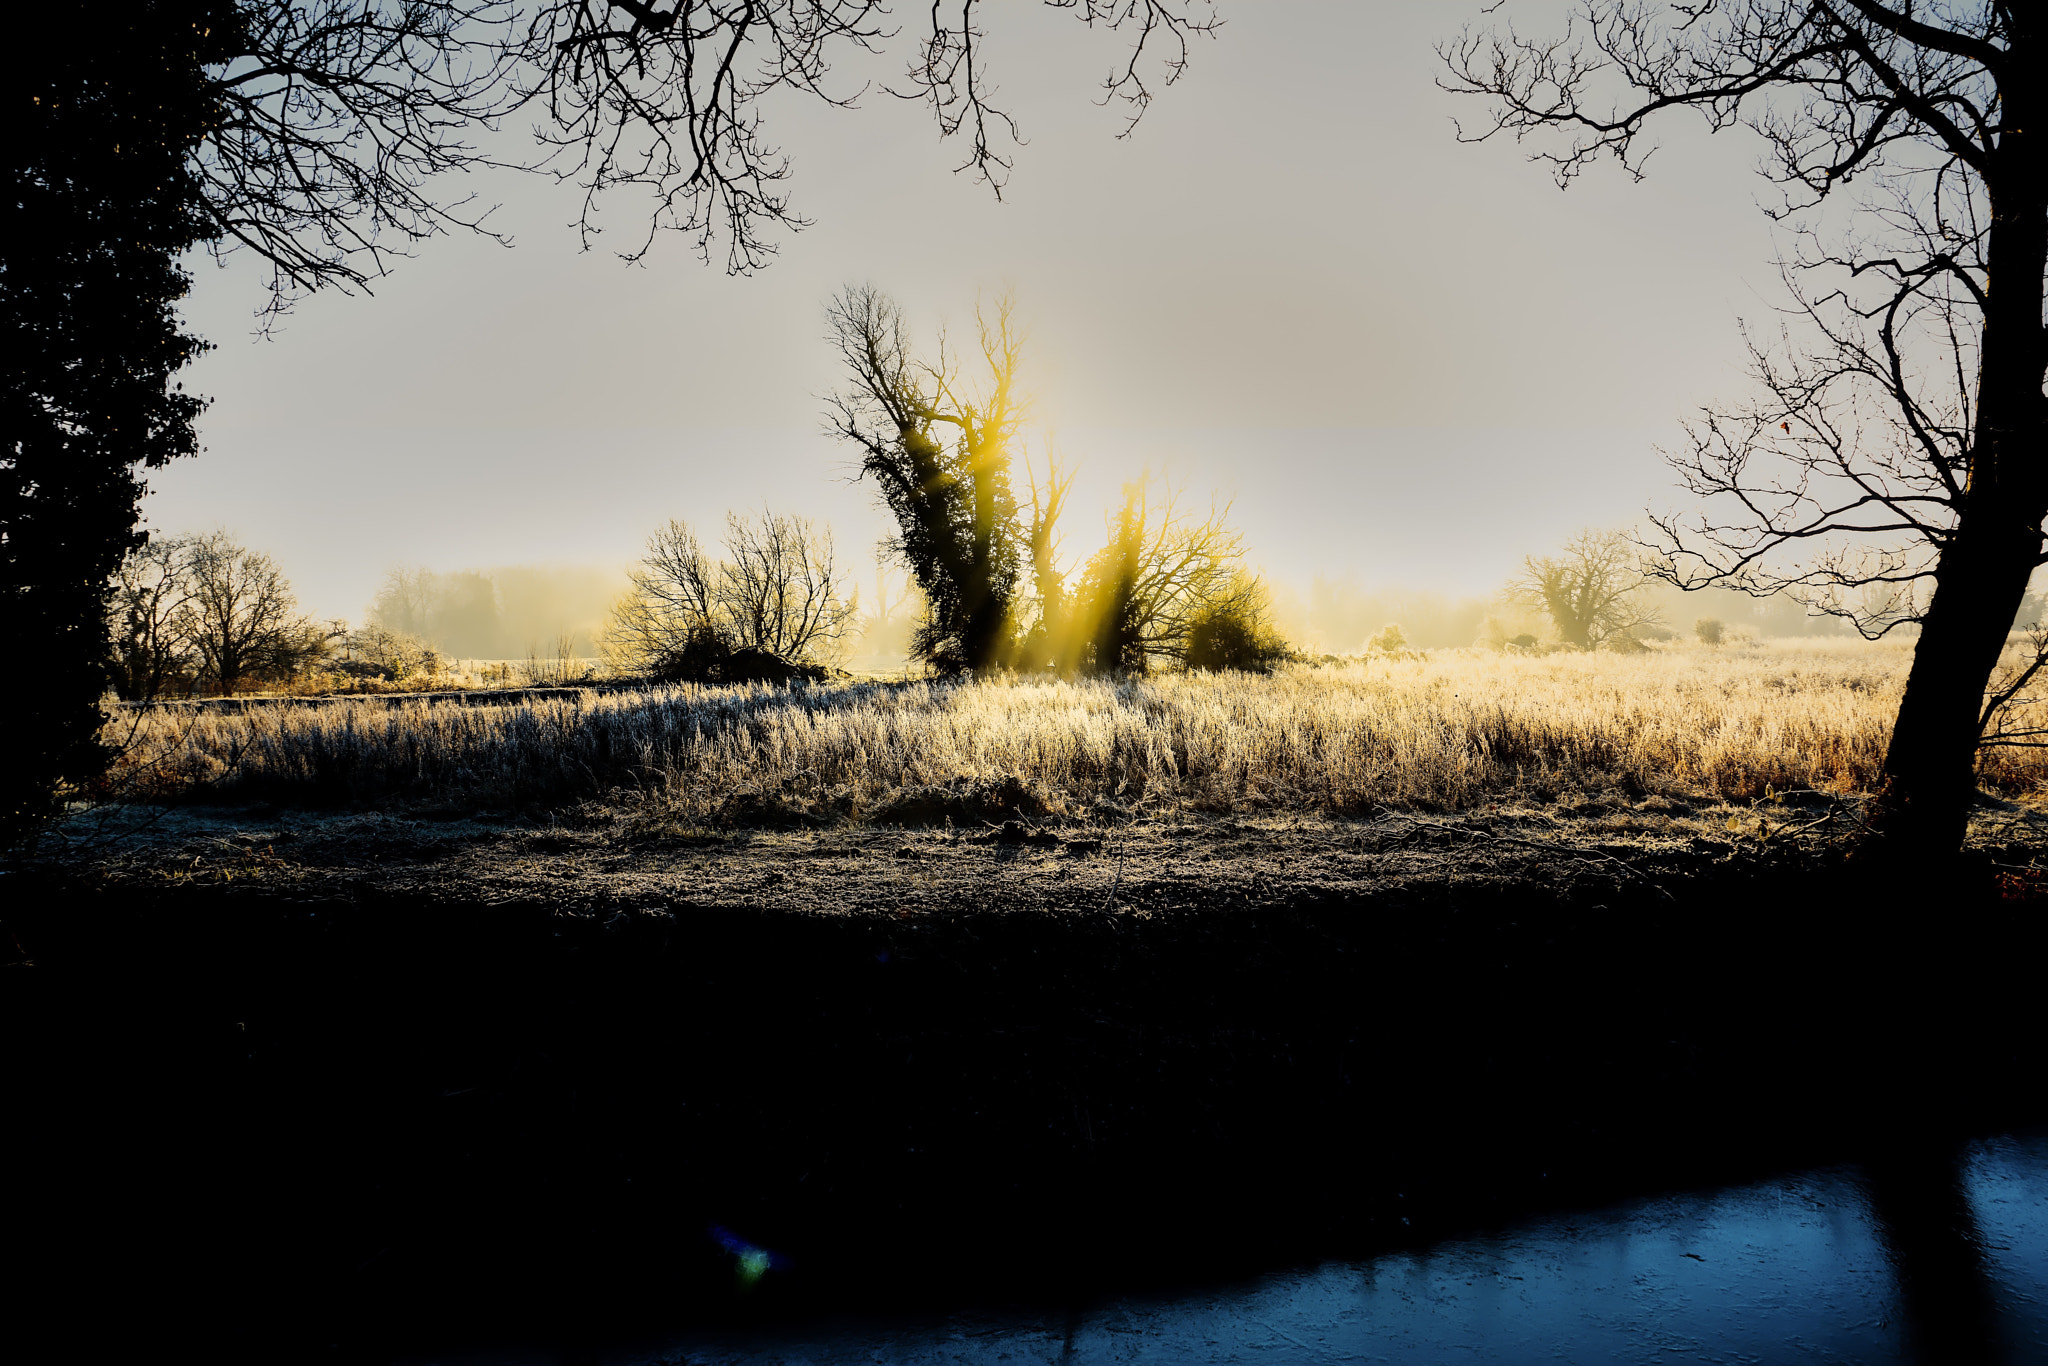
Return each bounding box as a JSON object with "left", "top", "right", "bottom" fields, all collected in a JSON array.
[{"left": 143, "top": 0, "right": 1778, "bottom": 627}]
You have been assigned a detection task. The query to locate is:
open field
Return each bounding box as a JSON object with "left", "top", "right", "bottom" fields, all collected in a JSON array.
[{"left": 99, "top": 638, "right": 2048, "bottom": 823}]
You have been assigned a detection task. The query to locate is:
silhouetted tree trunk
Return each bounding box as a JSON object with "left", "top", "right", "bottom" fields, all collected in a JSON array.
[
  {"left": 1449, "top": 5, "right": 2048, "bottom": 859},
  {"left": 1882, "top": 497, "right": 2046, "bottom": 853},
  {"left": 1848, "top": 61, "right": 2047, "bottom": 858}
]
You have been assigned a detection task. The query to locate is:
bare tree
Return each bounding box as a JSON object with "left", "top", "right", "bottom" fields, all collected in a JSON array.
[
  {"left": 1444, "top": 3, "right": 2048, "bottom": 856},
  {"left": 1507, "top": 529, "right": 1663, "bottom": 651},
  {"left": 827, "top": 286, "right": 1027, "bottom": 675},
  {"left": 183, "top": 531, "right": 322, "bottom": 695},
  {"left": 1075, "top": 476, "right": 1262, "bottom": 673},
  {"left": 110, "top": 534, "right": 200, "bottom": 702},
  {"left": 604, "top": 511, "right": 855, "bottom": 677},
  {"left": 605, "top": 519, "right": 717, "bottom": 669},
  {"left": 367, "top": 565, "right": 440, "bottom": 639},
  {"left": 1020, "top": 443, "right": 1079, "bottom": 669},
  {"left": 717, "top": 509, "right": 858, "bottom": 663}
]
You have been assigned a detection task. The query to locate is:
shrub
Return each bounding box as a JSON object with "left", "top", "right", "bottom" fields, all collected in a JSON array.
[
  {"left": 1695, "top": 617, "right": 1725, "bottom": 646},
  {"left": 348, "top": 624, "right": 439, "bottom": 680},
  {"left": 1185, "top": 583, "right": 1291, "bottom": 673},
  {"left": 646, "top": 624, "right": 827, "bottom": 686},
  {"left": 1366, "top": 622, "right": 1408, "bottom": 654},
  {"left": 1185, "top": 608, "right": 1284, "bottom": 673}
]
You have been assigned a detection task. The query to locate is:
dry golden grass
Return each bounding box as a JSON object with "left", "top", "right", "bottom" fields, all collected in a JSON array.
[{"left": 102, "top": 638, "right": 2048, "bottom": 818}]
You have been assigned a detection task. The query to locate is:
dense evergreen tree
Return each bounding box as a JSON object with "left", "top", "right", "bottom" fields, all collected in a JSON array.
[{"left": 2, "top": 3, "right": 236, "bottom": 843}]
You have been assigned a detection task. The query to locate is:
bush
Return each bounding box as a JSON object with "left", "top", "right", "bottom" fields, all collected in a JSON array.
[
  {"left": 1695, "top": 617, "right": 1725, "bottom": 646},
  {"left": 1185, "top": 597, "right": 1290, "bottom": 673},
  {"left": 1366, "top": 622, "right": 1408, "bottom": 654},
  {"left": 349, "top": 625, "right": 439, "bottom": 680},
  {"left": 648, "top": 624, "right": 828, "bottom": 686}
]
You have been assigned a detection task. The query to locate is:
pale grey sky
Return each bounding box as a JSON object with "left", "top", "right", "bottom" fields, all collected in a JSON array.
[{"left": 150, "top": 1, "right": 1782, "bottom": 622}]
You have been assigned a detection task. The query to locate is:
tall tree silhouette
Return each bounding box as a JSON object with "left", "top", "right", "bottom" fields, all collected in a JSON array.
[
  {"left": 1447, "top": 3, "right": 2048, "bottom": 858},
  {"left": 3, "top": 3, "right": 235, "bottom": 842},
  {"left": 827, "top": 287, "right": 1026, "bottom": 675}
]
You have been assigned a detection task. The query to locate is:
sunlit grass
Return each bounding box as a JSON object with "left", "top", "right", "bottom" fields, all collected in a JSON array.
[{"left": 103, "top": 638, "right": 2048, "bottom": 818}]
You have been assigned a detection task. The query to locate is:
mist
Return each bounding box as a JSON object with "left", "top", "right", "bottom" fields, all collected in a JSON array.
[{"left": 363, "top": 562, "right": 626, "bottom": 662}]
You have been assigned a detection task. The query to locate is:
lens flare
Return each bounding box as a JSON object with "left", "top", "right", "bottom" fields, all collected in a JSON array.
[{"left": 709, "top": 1223, "right": 784, "bottom": 1290}]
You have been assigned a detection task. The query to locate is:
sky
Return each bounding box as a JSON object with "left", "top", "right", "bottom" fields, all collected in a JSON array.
[{"left": 150, "top": 0, "right": 1786, "bottom": 624}]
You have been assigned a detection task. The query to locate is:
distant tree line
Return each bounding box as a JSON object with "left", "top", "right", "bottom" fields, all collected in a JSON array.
[
  {"left": 111, "top": 531, "right": 620, "bottom": 700},
  {"left": 1285, "top": 541, "right": 1870, "bottom": 659},
  {"left": 364, "top": 563, "right": 616, "bottom": 661}
]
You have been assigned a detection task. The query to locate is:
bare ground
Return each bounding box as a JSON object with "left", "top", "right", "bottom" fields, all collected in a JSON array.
[{"left": 45, "top": 786, "right": 2048, "bottom": 915}]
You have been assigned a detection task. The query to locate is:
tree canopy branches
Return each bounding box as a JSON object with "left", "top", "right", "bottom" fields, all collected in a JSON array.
[
  {"left": 1440, "top": 2, "right": 2010, "bottom": 198},
  {"left": 891, "top": 1, "right": 1218, "bottom": 194},
  {"left": 200, "top": 0, "right": 524, "bottom": 319},
  {"left": 197, "top": 0, "right": 1222, "bottom": 308}
]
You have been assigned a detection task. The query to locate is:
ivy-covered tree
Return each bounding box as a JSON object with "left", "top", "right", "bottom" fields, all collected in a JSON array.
[
  {"left": 827, "top": 287, "right": 1027, "bottom": 676},
  {"left": 2, "top": 3, "right": 236, "bottom": 842}
]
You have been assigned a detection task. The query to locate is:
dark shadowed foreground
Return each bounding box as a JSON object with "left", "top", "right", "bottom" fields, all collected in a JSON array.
[{"left": 6, "top": 820, "right": 2045, "bottom": 1362}]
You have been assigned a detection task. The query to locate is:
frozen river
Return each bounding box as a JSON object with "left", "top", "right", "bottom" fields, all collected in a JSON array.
[{"left": 479, "top": 1132, "right": 2048, "bottom": 1366}]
